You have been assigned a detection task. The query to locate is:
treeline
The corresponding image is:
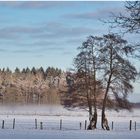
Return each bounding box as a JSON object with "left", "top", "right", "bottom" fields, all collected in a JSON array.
[
  {"left": 0, "top": 66, "right": 63, "bottom": 105},
  {"left": 0, "top": 66, "right": 62, "bottom": 78}
]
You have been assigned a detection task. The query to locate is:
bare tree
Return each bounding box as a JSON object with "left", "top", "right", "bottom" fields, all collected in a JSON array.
[
  {"left": 73, "top": 36, "right": 103, "bottom": 129},
  {"left": 100, "top": 34, "right": 137, "bottom": 130},
  {"left": 110, "top": 1, "right": 140, "bottom": 34},
  {"left": 74, "top": 45, "right": 92, "bottom": 114},
  {"left": 108, "top": 1, "right": 140, "bottom": 62}
]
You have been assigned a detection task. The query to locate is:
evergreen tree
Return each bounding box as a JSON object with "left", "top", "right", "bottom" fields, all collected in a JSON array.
[
  {"left": 22, "top": 68, "right": 26, "bottom": 74},
  {"left": 6, "top": 67, "right": 12, "bottom": 74},
  {"left": 31, "top": 67, "right": 36, "bottom": 75},
  {"left": 15, "top": 67, "right": 20, "bottom": 74},
  {"left": 25, "top": 67, "right": 30, "bottom": 74}
]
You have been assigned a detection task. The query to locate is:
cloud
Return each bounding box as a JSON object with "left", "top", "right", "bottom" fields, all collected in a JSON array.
[
  {"left": 10, "top": 45, "right": 65, "bottom": 54},
  {"left": 0, "top": 26, "right": 44, "bottom": 34},
  {"left": 31, "top": 22, "right": 99, "bottom": 39},
  {"left": 0, "top": 25, "right": 46, "bottom": 40},
  {"left": 11, "top": 40, "right": 67, "bottom": 50},
  {"left": 0, "top": 23, "right": 84, "bottom": 41},
  {"left": 44, "top": 47, "right": 64, "bottom": 51},
  {"left": 0, "top": 1, "right": 78, "bottom": 9},
  {"left": 65, "top": 38, "right": 83, "bottom": 45},
  {"left": 0, "top": 23, "right": 95, "bottom": 41},
  {"left": 62, "top": 51, "right": 73, "bottom": 55},
  {"left": 0, "top": 25, "right": 47, "bottom": 41},
  {"left": 0, "top": 35, "right": 17, "bottom": 40},
  {"left": 0, "top": 1, "right": 123, "bottom": 9},
  {"left": 45, "top": 22, "right": 94, "bottom": 36},
  {"left": 62, "top": 7, "right": 126, "bottom": 20},
  {"left": 12, "top": 50, "right": 32, "bottom": 54},
  {"left": 0, "top": 21, "right": 105, "bottom": 50},
  {"left": 33, "top": 54, "right": 44, "bottom": 58},
  {"left": 0, "top": 48, "right": 8, "bottom": 52},
  {"left": 0, "top": 31, "right": 19, "bottom": 40},
  {"left": 30, "top": 41, "right": 58, "bottom": 47}
]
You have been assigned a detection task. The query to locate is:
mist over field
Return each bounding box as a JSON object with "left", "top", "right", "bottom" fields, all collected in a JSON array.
[
  {"left": 0, "top": 104, "right": 139, "bottom": 117},
  {"left": 0, "top": 104, "right": 69, "bottom": 115}
]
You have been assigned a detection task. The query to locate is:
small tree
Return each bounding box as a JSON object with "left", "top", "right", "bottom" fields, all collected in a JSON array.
[
  {"left": 15, "top": 67, "right": 20, "bottom": 74},
  {"left": 72, "top": 33, "right": 138, "bottom": 130}
]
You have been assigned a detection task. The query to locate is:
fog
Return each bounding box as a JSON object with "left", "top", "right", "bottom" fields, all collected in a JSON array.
[{"left": 0, "top": 104, "right": 88, "bottom": 116}]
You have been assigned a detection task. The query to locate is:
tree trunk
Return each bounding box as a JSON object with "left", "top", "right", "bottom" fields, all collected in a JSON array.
[
  {"left": 93, "top": 73, "right": 97, "bottom": 128},
  {"left": 101, "top": 105, "right": 105, "bottom": 129},
  {"left": 87, "top": 89, "right": 97, "bottom": 130},
  {"left": 101, "top": 110, "right": 110, "bottom": 130},
  {"left": 87, "top": 91, "right": 92, "bottom": 118},
  {"left": 92, "top": 45, "right": 98, "bottom": 129},
  {"left": 87, "top": 112, "right": 97, "bottom": 130},
  {"left": 93, "top": 109, "right": 97, "bottom": 129},
  {"left": 101, "top": 73, "right": 112, "bottom": 130},
  {"left": 87, "top": 71, "right": 98, "bottom": 129},
  {"left": 101, "top": 46, "right": 113, "bottom": 130}
]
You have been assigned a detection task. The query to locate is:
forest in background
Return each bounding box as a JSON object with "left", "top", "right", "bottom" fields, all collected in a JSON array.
[{"left": 0, "top": 67, "right": 65, "bottom": 105}]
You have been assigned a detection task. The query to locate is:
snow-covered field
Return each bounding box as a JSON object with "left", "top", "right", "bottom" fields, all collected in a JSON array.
[{"left": 0, "top": 105, "right": 140, "bottom": 139}]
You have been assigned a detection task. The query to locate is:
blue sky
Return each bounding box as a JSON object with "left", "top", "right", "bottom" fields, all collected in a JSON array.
[
  {"left": 0, "top": 1, "right": 139, "bottom": 102},
  {"left": 0, "top": 1, "right": 126, "bottom": 70}
]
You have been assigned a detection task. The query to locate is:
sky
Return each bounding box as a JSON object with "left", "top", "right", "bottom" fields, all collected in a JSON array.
[{"left": 0, "top": 1, "right": 140, "bottom": 102}]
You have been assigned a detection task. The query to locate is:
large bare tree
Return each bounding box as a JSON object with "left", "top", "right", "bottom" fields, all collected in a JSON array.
[
  {"left": 100, "top": 34, "right": 137, "bottom": 130},
  {"left": 73, "top": 33, "right": 138, "bottom": 130},
  {"left": 73, "top": 36, "right": 103, "bottom": 129}
]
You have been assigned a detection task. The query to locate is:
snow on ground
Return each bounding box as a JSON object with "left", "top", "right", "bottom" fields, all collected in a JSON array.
[
  {"left": 1, "top": 129, "right": 140, "bottom": 139},
  {"left": 0, "top": 105, "right": 140, "bottom": 139}
]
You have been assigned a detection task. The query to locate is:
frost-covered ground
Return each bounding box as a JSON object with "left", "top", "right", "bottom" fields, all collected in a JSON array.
[{"left": 0, "top": 105, "right": 140, "bottom": 139}]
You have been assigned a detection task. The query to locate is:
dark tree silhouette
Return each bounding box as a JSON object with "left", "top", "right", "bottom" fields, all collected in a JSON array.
[
  {"left": 100, "top": 34, "right": 137, "bottom": 130},
  {"left": 110, "top": 1, "right": 140, "bottom": 34},
  {"left": 73, "top": 36, "right": 103, "bottom": 129}
]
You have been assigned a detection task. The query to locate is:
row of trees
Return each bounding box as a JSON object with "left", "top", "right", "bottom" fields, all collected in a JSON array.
[
  {"left": 0, "top": 67, "right": 62, "bottom": 105},
  {"left": 71, "top": 1, "right": 140, "bottom": 130},
  {"left": 0, "top": 66, "right": 62, "bottom": 78}
]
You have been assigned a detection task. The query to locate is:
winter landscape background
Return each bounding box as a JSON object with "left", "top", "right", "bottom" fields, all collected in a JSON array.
[{"left": 0, "top": 1, "right": 140, "bottom": 139}]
